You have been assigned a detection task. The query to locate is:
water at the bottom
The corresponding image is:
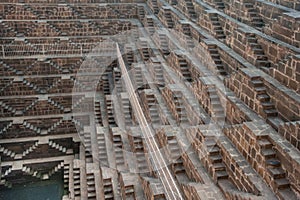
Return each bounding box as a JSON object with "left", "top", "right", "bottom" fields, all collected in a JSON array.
[{"left": 0, "top": 173, "right": 64, "bottom": 200}]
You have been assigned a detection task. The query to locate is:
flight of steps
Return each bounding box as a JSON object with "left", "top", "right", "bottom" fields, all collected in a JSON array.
[
  {"left": 105, "top": 95, "right": 116, "bottom": 126},
  {"left": 133, "top": 65, "right": 144, "bottom": 90},
  {"left": 0, "top": 100, "right": 17, "bottom": 115},
  {"left": 86, "top": 173, "right": 97, "bottom": 199},
  {"left": 124, "top": 45, "right": 135, "bottom": 65},
  {"left": 146, "top": 92, "right": 160, "bottom": 124},
  {"left": 0, "top": 145, "right": 16, "bottom": 159},
  {"left": 246, "top": 34, "right": 271, "bottom": 70},
  {"left": 121, "top": 94, "right": 133, "bottom": 126},
  {"left": 95, "top": 100, "right": 103, "bottom": 126},
  {"left": 209, "top": 14, "right": 226, "bottom": 41},
  {"left": 1, "top": 167, "right": 12, "bottom": 178},
  {"left": 139, "top": 39, "right": 151, "bottom": 61},
  {"left": 47, "top": 97, "right": 66, "bottom": 112},
  {"left": 133, "top": 137, "right": 148, "bottom": 173},
  {"left": 22, "top": 141, "right": 39, "bottom": 157},
  {"left": 22, "top": 165, "right": 43, "bottom": 179},
  {"left": 137, "top": 5, "right": 145, "bottom": 20},
  {"left": 213, "top": 0, "right": 225, "bottom": 9},
  {"left": 173, "top": 92, "right": 188, "bottom": 124},
  {"left": 113, "top": 68, "right": 122, "bottom": 93},
  {"left": 177, "top": 56, "right": 192, "bottom": 82},
  {"left": 84, "top": 132, "right": 93, "bottom": 163},
  {"left": 102, "top": 75, "right": 110, "bottom": 95},
  {"left": 257, "top": 137, "right": 297, "bottom": 199},
  {"left": 144, "top": 16, "right": 155, "bottom": 35},
  {"left": 244, "top": 2, "right": 264, "bottom": 30},
  {"left": 185, "top": 0, "right": 197, "bottom": 19},
  {"left": 47, "top": 118, "right": 64, "bottom": 133},
  {"left": 103, "top": 178, "right": 114, "bottom": 200},
  {"left": 71, "top": 96, "right": 86, "bottom": 110},
  {"left": 124, "top": 184, "right": 135, "bottom": 199},
  {"left": 48, "top": 140, "right": 68, "bottom": 154},
  {"left": 112, "top": 132, "right": 125, "bottom": 168},
  {"left": 47, "top": 161, "right": 64, "bottom": 178},
  {"left": 0, "top": 121, "right": 13, "bottom": 134},
  {"left": 205, "top": 138, "right": 229, "bottom": 182},
  {"left": 207, "top": 87, "right": 226, "bottom": 124},
  {"left": 207, "top": 44, "right": 227, "bottom": 75},
  {"left": 97, "top": 128, "right": 109, "bottom": 166},
  {"left": 23, "top": 98, "right": 39, "bottom": 114},
  {"left": 23, "top": 121, "right": 41, "bottom": 134},
  {"left": 163, "top": 7, "right": 174, "bottom": 28},
  {"left": 250, "top": 77, "right": 278, "bottom": 119},
  {"left": 63, "top": 163, "right": 70, "bottom": 193},
  {"left": 73, "top": 167, "right": 81, "bottom": 198}
]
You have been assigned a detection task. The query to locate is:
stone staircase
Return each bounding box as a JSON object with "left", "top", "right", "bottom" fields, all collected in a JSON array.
[
  {"left": 48, "top": 140, "right": 67, "bottom": 154},
  {"left": 244, "top": 2, "right": 264, "bottom": 30},
  {"left": 103, "top": 178, "right": 114, "bottom": 200},
  {"left": 250, "top": 77, "right": 278, "bottom": 119},
  {"left": 47, "top": 118, "right": 64, "bottom": 133},
  {"left": 178, "top": 56, "right": 192, "bottom": 82},
  {"left": 209, "top": 13, "right": 226, "bottom": 41},
  {"left": 86, "top": 173, "right": 97, "bottom": 199},
  {"left": 246, "top": 34, "right": 271, "bottom": 69},
  {"left": 0, "top": 121, "right": 13, "bottom": 134},
  {"left": 0, "top": 145, "right": 16, "bottom": 159},
  {"left": 73, "top": 167, "right": 81, "bottom": 197},
  {"left": 185, "top": 0, "right": 197, "bottom": 19},
  {"left": 23, "top": 121, "right": 41, "bottom": 134},
  {"left": 207, "top": 44, "right": 227, "bottom": 75},
  {"left": 112, "top": 132, "right": 125, "bottom": 168},
  {"left": 205, "top": 139, "right": 229, "bottom": 182},
  {"left": 97, "top": 127, "right": 109, "bottom": 166},
  {"left": 1, "top": 167, "right": 13, "bottom": 178},
  {"left": 22, "top": 141, "right": 39, "bottom": 157},
  {"left": 105, "top": 95, "right": 116, "bottom": 126},
  {"left": 207, "top": 87, "right": 226, "bottom": 123},
  {"left": 95, "top": 100, "right": 103, "bottom": 126},
  {"left": 84, "top": 132, "right": 93, "bottom": 163},
  {"left": 257, "top": 137, "right": 297, "bottom": 199}
]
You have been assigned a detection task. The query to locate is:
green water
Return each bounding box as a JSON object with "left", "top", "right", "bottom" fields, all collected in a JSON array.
[{"left": 0, "top": 174, "right": 64, "bottom": 200}]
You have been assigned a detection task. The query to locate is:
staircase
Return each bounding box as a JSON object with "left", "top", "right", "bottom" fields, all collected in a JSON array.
[
  {"left": 1, "top": 167, "right": 13, "bottom": 178},
  {"left": 134, "top": 138, "right": 148, "bottom": 173},
  {"left": 84, "top": 132, "right": 93, "bottom": 163},
  {"left": 207, "top": 44, "right": 227, "bottom": 75},
  {"left": 48, "top": 140, "right": 68, "bottom": 154},
  {"left": 103, "top": 178, "right": 114, "bottom": 200},
  {"left": 0, "top": 145, "right": 16, "bottom": 159},
  {"left": 97, "top": 127, "right": 109, "bottom": 166},
  {"left": 22, "top": 141, "right": 39, "bottom": 157},
  {"left": 112, "top": 133, "right": 125, "bottom": 168},
  {"left": 73, "top": 167, "right": 81, "bottom": 197},
  {"left": 86, "top": 173, "right": 97, "bottom": 199},
  {"left": 23, "top": 121, "right": 41, "bottom": 134},
  {"left": 173, "top": 92, "right": 188, "bottom": 124},
  {"left": 207, "top": 87, "right": 225, "bottom": 123},
  {"left": 177, "top": 56, "right": 192, "bottom": 82},
  {"left": 244, "top": 3, "right": 264, "bottom": 30},
  {"left": 105, "top": 95, "right": 116, "bottom": 126},
  {"left": 250, "top": 77, "right": 278, "bottom": 119},
  {"left": 257, "top": 137, "right": 297, "bottom": 199},
  {"left": 246, "top": 34, "right": 271, "bottom": 69},
  {"left": 205, "top": 139, "right": 229, "bottom": 182},
  {"left": 213, "top": 0, "right": 225, "bottom": 9},
  {"left": 209, "top": 14, "right": 226, "bottom": 41},
  {"left": 47, "top": 118, "right": 64, "bottom": 133},
  {"left": 95, "top": 100, "right": 103, "bottom": 126},
  {"left": 185, "top": 0, "right": 197, "bottom": 19},
  {"left": 0, "top": 121, "right": 13, "bottom": 134},
  {"left": 121, "top": 94, "right": 133, "bottom": 126},
  {"left": 47, "top": 97, "right": 65, "bottom": 112}
]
